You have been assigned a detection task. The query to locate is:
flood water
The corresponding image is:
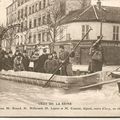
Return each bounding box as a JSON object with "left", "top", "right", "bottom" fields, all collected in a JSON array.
[{"left": 0, "top": 78, "right": 120, "bottom": 107}]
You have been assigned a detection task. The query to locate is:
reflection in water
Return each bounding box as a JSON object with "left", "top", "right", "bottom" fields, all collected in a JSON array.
[{"left": 0, "top": 79, "right": 120, "bottom": 106}]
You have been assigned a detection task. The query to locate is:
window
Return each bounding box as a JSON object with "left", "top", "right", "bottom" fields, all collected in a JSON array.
[
  {"left": 47, "top": 32, "right": 50, "bottom": 41},
  {"left": 82, "top": 25, "right": 89, "bottom": 40},
  {"left": 25, "top": 6, "right": 28, "bottom": 17},
  {"left": 21, "top": 22, "right": 23, "bottom": 32},
  {"left": 29, "top": 7, "right": 31, "bottom": 15},
  {"left": 42, "top": 15, "right": 46, "bottom": 25},
  {"left": 38, "top": 17, "right": 41, "bottom": 26},
  {"left": 21, "top": 9, "right": 23, "bottom": 18},
  {"left": 33, "top": 34, "right": 36, "bottom": 43},
  {"left": 39, "top": 1, "right": 41, "bottom": 10},
  {"left": 29, "top": 20, "right": 32, "bottom": 29},
  {"left": 43, "top": 0, "right": 46, "bottom": 8},
  {"left": 34, "top": 19, "right": 37, "bottom": 27},
  {"left": 29, "top": 33, "right": 32, "bottom": 43},
  {"left": 38, "top": 33, "right": 41, "bottom": 42},
  {"left": 66, "top": 34, "right": 71, "bottom": 41},
  {"left": 32, "top": 5, "right": 34, "bottom": 13},
  {"left": 42, "top": 32, "right": 45, "bottom": 42},
  {"left": 35, "top": 3, "right": 38, "bottom": 12},
  {"left": 24, "top": 20, "right": 27, "bottom": 31},
  {"left": 18, "top": 10, "right": 20, "bottom": 20},
  {"left": 113, "top": 26, "right": 119, "bottom": 41}
]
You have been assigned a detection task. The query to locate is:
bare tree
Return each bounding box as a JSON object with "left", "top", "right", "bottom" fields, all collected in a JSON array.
[
  {"left": 46, "top": 0, "right": 67, "bottom": 52},
  {"left": 46, "top": 0, "right": 90, "bottom": 52},
  {"left": 2, "top": 24, "right": 20, "bottom": 50}
]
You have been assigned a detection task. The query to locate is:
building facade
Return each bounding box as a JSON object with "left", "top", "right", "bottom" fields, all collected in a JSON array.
[
  {"left": 5, "top": 0, "right": 91, "bottom": 54},
  {"left": 55, "top": 2, "right": 120, "bottom": 65}
]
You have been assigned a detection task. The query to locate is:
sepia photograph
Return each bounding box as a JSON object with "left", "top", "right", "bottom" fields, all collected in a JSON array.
[{"left": 0, "top": 0, "right": 120, "bottom": 117}]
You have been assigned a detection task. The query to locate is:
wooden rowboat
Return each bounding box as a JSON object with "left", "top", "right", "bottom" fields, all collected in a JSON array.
[{"left": 0, "top": 70, "right": 104, "bottom": 90}]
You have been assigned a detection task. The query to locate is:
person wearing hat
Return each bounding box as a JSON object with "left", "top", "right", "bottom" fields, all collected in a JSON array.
[
  {"left": 13, "top": 53, "right": 25, "bottom": 71},
  {"left": 3, "top": 50, "right": 14, "bottom": 71},
  {"left": 44, "top": 53, "right": 59, "bottom": 74},
  {"left": 88, "top": 37, "right": 104, "bottom": 73},
  {"left": 22, "top": 50, "right": 30, "bottom": 71},
  {"left": 59, "top": 45, "right": 73, "bottom": 76},
  {"left": 52, "top": 51, "right": 60, "bottom": 75},
  {"left": 2, "top": 52, "right": 12, "bottom": 71},
  {"left": 37, "top": 48, "right": 48, "bottom": 73},
  {"left": 30, "top": 47, "right": 40, "bottom": 72},
  {"left": 8, "top": 51, "right": 14, "bottom": 69}
]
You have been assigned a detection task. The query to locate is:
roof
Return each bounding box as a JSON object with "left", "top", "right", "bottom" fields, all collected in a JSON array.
[{"left": 60, "top": 5, "right": 120, "bottom": 25}]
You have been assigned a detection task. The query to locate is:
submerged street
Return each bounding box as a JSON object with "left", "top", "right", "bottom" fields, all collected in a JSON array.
[
  {"left": 0, "top": 78, "right": 120, "bottom": 107},
  {"left": 0, "top": 78, "right": 120, "bottom": 117}
]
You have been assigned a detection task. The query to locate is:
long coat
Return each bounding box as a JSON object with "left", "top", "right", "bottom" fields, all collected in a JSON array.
[
  {"left": 44, "top": 59, "right": 59, "bottom": 74},
  {"left": 14, "top": 56, "right": 25, "bottom": 71},
  {"left": 30, "top": 50, "right": 40, "bottom": 72},
  {"left": 88, "top": 46, "right": 104, "bottom": 73},
  {"left": 2, "top": 56, "right": 13, "bottom": 71},
  {"left": 22, "top": 55, "right": 30, "bottom": 71},
  {"left": 59, "top": 51, "right": 73, "bottom": 76},
  {"left": 38, "top": 54, "right": 48, "bottom": 73}
]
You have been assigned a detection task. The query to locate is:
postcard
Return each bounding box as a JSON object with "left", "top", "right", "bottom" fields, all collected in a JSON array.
[{"left": 0, "top": 0, "right": 120, "bottom": 117}]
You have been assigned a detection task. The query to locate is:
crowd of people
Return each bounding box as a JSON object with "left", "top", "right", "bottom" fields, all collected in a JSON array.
[
  {"left": 0, "top": 45, "right": 74, "bottom": 76},
  {"left": 0, "top": 38, "right": 104, "bottom": 76}
]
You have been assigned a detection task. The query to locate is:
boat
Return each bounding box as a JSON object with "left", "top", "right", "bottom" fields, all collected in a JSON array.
[{"left": 0, "top": 70, "right": 105, "bottom": 90}]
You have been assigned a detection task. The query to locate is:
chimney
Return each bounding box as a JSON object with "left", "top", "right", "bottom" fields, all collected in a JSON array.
[{"left": 97, "top": 0, "right": 101, "bottom": 9}]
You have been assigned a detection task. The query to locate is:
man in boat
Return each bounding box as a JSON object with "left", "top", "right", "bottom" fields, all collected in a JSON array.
[
  {"left": 88, "top": 37, "right": 104, "bottom": 73},
  {"left": 44, "top": 53, "right": 59, "bottom": 74},
  {"left": 30, "top": 45, "right": 40, "bottom": 72},
  {"left": 22, "top": 50, "right": 30, "bottom": 71},
  {"left": 59, "top": 45, "right": 73, "bottom": 76},
  {"left": 52, "top": 51, "right": 60, "bottom": 75},
  {"left": 38, "top": 48, "right": 48, "bottom": 73},
  {"left": 13, "top": 53, "right": 25, "bottom": 71},
  {"left": 8, "top": 51, "right": 14, "bottom": 70},
  {"left": 2, "top": 51, "right": 14, "bottom": 71}
]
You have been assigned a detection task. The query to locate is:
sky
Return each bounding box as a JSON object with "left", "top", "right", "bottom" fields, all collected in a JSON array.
[{"left": 0, "top": 0, "right": 120, "bottom": 25}]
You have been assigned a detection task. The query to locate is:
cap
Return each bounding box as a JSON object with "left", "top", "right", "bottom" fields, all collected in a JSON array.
[{"left": 59, "top": 45, "right": 64, "bottom": 49}]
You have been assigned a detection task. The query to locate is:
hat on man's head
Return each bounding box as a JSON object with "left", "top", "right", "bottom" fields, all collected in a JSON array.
[
  {"left": 59, "top": 45, "right": 64, "bottom": 49},
  {"left": 43, "top": 48, "right": 47, "bottom": 53}
]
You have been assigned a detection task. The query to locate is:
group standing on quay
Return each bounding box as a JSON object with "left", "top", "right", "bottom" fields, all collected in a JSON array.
[{"left": 0, "top": 40, "right": 104, "bottom": 76}]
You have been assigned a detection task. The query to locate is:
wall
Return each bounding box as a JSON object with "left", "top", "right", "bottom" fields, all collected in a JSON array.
[{"left": 58, "top": 22, "right": 120, "bottom": 41}]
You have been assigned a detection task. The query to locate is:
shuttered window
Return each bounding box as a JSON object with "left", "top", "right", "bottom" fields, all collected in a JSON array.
[
  {"left": 82, "top": 25, "right": 89, "bottom": 40},
  {"left": 113, "top": 26, "right": 119, "bottom": 41}
]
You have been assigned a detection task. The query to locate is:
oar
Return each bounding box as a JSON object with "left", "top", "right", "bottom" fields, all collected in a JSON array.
[
  {"left": 43, "top": 27, "right": 93, "bottom": 88},
  {"left": 107, "top": 66, "right": 120, "bottom": 77},
  {"left": 78, "top": 78, "right": 120, "bottom": 90}
]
